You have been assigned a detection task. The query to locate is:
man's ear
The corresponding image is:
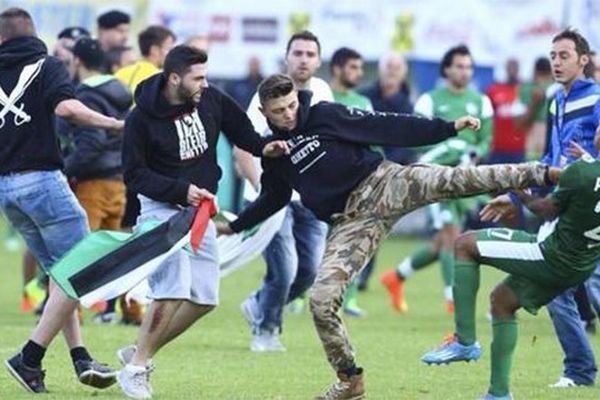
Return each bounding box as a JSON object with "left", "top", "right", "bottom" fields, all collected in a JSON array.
[
  {"left": 581, "top": 54, "right": 590, "bottom": 68},
  {"left": 259, "top": 105, "right": 267, "bottom": 117},
  {"left": 167, "top": 72, "right": 180, "bottom": 86}
]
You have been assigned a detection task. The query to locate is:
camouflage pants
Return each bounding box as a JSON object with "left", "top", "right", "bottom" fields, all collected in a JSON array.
[{"left": 308, "top": 160, "right": 549, "bottom": 372}]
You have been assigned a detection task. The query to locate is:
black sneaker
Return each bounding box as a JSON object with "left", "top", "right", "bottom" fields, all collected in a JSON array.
[
  {"left": 74, "top": 359, "right": 117, "bottom": 389},
  {"left": 4, "top": 353, "right": 47, "bottom": 393}
]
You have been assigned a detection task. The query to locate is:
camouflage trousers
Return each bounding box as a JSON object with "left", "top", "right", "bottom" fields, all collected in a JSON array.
[{"left": 308, "top": 160, "right": 549, "bottom": 372}]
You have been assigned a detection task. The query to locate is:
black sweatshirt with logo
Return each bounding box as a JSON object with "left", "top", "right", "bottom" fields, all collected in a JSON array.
[
  {"left": 230, "top": 90, "right": 457, "bottom": 232},
  {"left": 0, "top": 36, "right": 74, "bottom": 174},
  {"left": 123, "top": 73, "right": 268, "bottom": 206}
]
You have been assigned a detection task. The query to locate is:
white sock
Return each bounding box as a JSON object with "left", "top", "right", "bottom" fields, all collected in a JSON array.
[
  {"left": 397, "top": 258, "right": 414, "bottom": 279},
  {"left": 444, "top": 286, "right": 453, "bottom": 302}
]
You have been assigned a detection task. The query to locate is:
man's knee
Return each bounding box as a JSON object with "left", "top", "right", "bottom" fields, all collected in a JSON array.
[
  {"left": 490, "top": 283, "right": 519, "bottom": 318},
  {"left": 454, "top": 231, "right": 478, "bottom": 261},
  {"left": 309, "top": 283, "right": 340, "bottom": 320}
]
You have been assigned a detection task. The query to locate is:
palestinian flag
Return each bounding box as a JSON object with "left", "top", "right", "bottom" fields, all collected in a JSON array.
[{"left": 49, "top": 199, "right": 217, "bottom": 308}]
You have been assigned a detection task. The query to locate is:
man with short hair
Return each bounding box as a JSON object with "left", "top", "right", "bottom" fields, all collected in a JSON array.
[
  {"left": 97, "top": 9, "right": 130, "bottom": 52},
  {"left": 233, "top": 30, "right": 333, "bottom": 352},
  {"left": 381, "top": 45, "right": 494, "bottom": 315},
  {"left": 115, "top": 45, "right": 288, "bottom": 399},
  {"left": 0, "top": 7, "right": 125, "bottom": 393},
  {"left": 115, "top": 25, "right": 176, "bottom": 96},
  {"left": 218, "top": 73, "right": 559, "bottom": 399},
  {"left": 329, "top": 46, "right": 372, "bottom": 317}
]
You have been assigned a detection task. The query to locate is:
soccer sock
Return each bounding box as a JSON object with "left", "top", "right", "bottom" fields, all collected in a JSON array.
[
  {"left": 453, "top": 260, "right": 480, "bottom": 345},
  {"left": 396, "top": 245, "right": 436, "bottom": 278},
  {"left": 439, "top": 249, "right": 455, "bottom": 289},
  {"left": 70, "top": 346, "right": 92, "bottom": 363},
  {"left": 444, "top": 286, "right": 454, "bottom": 302},
  {"left": 489, "top": 317, "right": 518, "bottom": 397},
  {"left": 22, "top": 340, "right": 46, "bottom": 368},
  {"left": 343, "top": 280, "right": 359, "bottom": 309}
]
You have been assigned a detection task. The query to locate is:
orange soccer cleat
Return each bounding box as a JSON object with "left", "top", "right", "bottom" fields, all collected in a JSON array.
[{"left": 380, "top": 270, "right": 408, "bottom": 313}]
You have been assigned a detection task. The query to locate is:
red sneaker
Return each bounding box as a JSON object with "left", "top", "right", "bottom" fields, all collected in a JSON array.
[{"left": 380, "top": 270, "right": 408, "bottom": 313}]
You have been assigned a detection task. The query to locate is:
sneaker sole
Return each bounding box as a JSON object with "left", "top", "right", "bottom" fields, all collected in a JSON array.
[
  {"left": 422, "top": 357, "right": 480, "bottom": 365},
  {"left": 4, "top": 360, "right": 35, "bottom": 393},
  {"left": 78, "top": 369, "right": 117, "bottom": 389}
]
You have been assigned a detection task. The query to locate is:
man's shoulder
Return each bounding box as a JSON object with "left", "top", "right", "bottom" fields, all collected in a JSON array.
[{"left": 309, "top": 77, "right": 334, "bottom": 102}]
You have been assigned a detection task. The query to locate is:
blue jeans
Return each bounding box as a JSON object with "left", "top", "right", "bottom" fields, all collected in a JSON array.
[
  {"left": 0, "top": 170, "right": 88, "bottom": 271},
  {"left": 547, "top": 263, "right": 600, "bottom": 385},
  {"left": 254, "top": 201, "right": 327, "bottom": 332}
]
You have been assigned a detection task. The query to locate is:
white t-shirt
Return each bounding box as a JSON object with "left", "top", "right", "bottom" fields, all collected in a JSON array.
[{"left": 243, "top": 77, "right": 334, "bottom": 201}]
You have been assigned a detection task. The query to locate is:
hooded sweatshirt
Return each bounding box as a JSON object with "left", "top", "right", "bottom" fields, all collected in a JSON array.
[
  {"left": 230, "top": 90, "right": 457, "bottom": 232},
  {"left": 0, "top": 36, "right": 75, "bottom": 174},
  {"left": 64, "top": 75, "right": 132, "bottom": 180},
  {"left": 123, "top": 73, "right": 268, "bottom": 206}
]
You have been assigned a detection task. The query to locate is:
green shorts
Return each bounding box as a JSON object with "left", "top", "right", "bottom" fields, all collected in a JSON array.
[
  {"left": 475, "top": 228, "right": 589, "bottom": 315},
  {"left": 429, "top": 195, "right": 490, "bottom": 231}
]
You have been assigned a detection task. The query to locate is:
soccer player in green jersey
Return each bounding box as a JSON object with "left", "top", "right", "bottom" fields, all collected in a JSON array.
[
  {"left": 421, "top": 133, "right": 600, "bottom": 400},
  {"left": 382, "top": 45, "right": 494, "bottom": 314},
  {"left": 330, "top": 47, "right": 373, "bottom": 318}
]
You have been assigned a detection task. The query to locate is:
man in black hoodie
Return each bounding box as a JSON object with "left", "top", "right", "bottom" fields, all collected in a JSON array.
[
  {"left": 0, "top": 7, "right": 125, "bottom": 394},
  {"left": 217, "top": 74, "right": 560, "bottom": 400},
  {"left": 65, "top": 37, "right": 132, "bottom": 232},
  {"left": 116, "top": 45, "right": 288, "bottom": 399}
]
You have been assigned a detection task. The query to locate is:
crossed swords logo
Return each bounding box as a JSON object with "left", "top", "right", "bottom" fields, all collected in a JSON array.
[{"left": 0, "top": 58, "right": 45, "bottom": 129}]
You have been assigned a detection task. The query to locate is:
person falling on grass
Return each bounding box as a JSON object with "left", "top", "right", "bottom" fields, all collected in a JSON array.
[{"left": 217, "top": 73, "right": 560, "bottom": 400}]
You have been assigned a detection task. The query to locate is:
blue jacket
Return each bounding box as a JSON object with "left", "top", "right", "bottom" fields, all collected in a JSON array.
[{"left": 543, "top": 78, "right": 600, "bottom": 167}]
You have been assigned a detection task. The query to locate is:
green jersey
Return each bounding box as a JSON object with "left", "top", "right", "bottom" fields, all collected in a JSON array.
[
  {"left": 519, "top": 81, "right": 550, "bottom": 123},
  {"left": 543, "top": 159, "right": 600, "bottom": 274},
  {"left": 332, "top": 88, "right": 382, "bottom": 156},
  {"left": 416, "top": 87, "right": 493, "bottom": 165},
  {"left": 332, "top": 90, "right": 373, "bottom": 111}
]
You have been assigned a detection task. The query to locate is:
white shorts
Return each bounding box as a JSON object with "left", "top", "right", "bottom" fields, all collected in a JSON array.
[{"left": 138, "top": 196, "right": 219, "bottom": 305}]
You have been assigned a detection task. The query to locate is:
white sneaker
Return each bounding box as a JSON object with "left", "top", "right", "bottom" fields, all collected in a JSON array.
[
  {"left": 117, "top": 364, "right": 152, "bottom": 400},
  {"left": 549, "top": 376, "right": 578, "bottom": 388},
  {"left": 250, "top": 330, "right": 286, "bottom": 352}
]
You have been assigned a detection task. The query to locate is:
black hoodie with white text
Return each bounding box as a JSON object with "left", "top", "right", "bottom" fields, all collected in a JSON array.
[
  {"left": 230, "top": 90, "right": 458, "bottom": 232},
  {"left": 0, "top": 36, "right": 75, "bottom": 174},
  {"left": 122, "top": 73, "right": 268, "bottom": 206}
]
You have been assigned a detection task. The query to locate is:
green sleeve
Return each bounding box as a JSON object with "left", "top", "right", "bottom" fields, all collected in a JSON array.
[{"left": 551, "top": 163, "right": 580, "bottom": 212}]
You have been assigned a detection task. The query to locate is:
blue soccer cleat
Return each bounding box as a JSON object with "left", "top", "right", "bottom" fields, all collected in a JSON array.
[{"left": 421, "top": 333, "right": 482, "bottom": 365}]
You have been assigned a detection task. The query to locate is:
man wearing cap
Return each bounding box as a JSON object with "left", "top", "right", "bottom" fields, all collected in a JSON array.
[
  {"left": 0, "top": 8, "right": 125, "bottom": 393},
  {"left": 65, "top": 38, "right": 132, "bottom": 235},
  {"left": 53, "top": 26, "right": 90, "bottom": 70},
  {"left": 97, "top": 10, "right": 130, "bottom": 52}
]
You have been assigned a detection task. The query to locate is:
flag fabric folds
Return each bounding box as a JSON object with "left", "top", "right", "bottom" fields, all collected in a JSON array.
[{"left": 49, "top": 199, "right": 216, "bottom": 308}]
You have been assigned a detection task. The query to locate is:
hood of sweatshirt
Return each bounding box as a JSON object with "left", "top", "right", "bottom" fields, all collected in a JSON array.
[
  {"left": 0, "top": 36, "right": 47, "bottom": 69},
  {"left": 134, "top": 73, "right": 196, "bottom": 119},
  {"left": 79, "top": 75, "right": 133, "bottom": 113}
]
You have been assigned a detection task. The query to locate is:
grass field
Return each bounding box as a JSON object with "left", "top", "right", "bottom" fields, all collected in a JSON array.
[{"left": 1, "top": 231, "right": 600, "bottom": 400}]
